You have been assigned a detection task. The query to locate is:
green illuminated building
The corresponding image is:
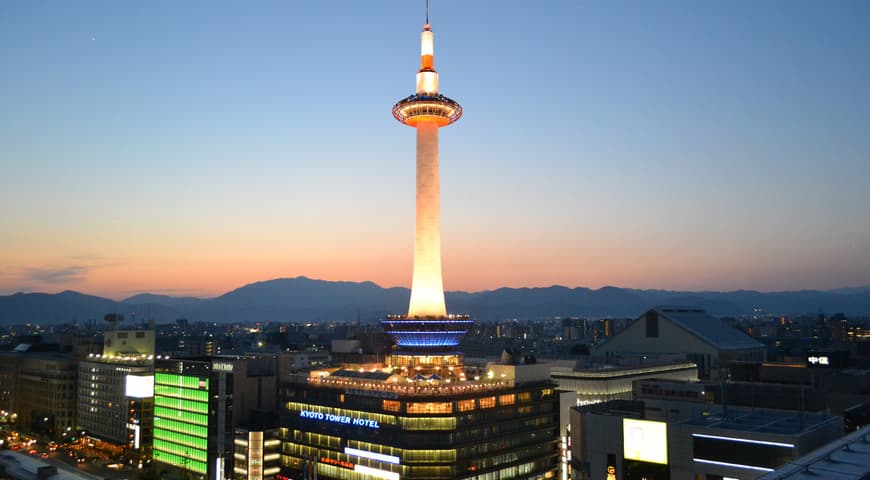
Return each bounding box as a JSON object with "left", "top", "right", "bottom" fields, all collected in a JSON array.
[
  {"left": 153, "top": 355, "right": 280, "bottom": 480},
  {"left": 153, "top": 358, "right": 234, "bottom": 480}
]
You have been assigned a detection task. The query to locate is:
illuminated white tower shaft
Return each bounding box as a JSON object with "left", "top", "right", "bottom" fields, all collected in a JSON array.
[
  {"left": 392, "top": 23, "right": 462, "bottom": 317},
  {"left": 410, "top": 121, "right": 445, "bottom": 316}
]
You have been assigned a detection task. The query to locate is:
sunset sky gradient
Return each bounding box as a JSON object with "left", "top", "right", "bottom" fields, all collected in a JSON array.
[{"left": 2, "top": 1, "right": 869, "bottom": 299}]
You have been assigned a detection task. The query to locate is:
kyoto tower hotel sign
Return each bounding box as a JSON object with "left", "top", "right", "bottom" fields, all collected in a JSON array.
[{"left": 387, "top": 8, "right": 472, "bottom": 351}]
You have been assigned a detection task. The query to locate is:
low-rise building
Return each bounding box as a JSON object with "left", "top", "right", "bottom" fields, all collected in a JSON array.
[
  {"left": 0, "top": 450, "right": 94, "bottom": 480},
  {"left": 570, "top": 400, "right": 842, "bottom": 480},
  {"left": 552, "top": 360, "right": 698, "bottom": 406},
  {"left": 594, "top": 306, "right": 766, "bottom": 379}
]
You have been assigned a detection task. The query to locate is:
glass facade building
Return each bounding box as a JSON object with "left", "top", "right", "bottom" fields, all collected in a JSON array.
[
  {"left": 153, "top": 372, "right": 211, "bottom": 475},
  {"left": 153, "top": 359, "right": 234, "bottom": 480}
]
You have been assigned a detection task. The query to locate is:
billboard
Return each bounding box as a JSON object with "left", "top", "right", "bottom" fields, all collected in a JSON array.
[
  {"left": 125, "top": 375, "right": 154, "bottom": 398},
  {"left": 623, "top": 418, "right": 668, "bottom": 465}
]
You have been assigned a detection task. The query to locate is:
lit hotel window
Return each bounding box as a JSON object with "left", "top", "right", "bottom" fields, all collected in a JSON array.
[
  {"left": 407, "top": 402, "right": 453, "bottom": 414},
  {"left": 382, "top": 400, "right": 401, "bottom": 412}
]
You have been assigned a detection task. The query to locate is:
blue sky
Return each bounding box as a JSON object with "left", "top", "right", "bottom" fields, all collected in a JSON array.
[{"left": 1, "top": 1, "right": 869, "bottom": 297}]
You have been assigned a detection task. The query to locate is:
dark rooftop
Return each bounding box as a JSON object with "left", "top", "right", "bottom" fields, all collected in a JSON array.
[
  {"left": 329, "top": 369, "right": 393, "bottom": 381},
  {"left": 656, "top": 306, "right": 765, "bottom": 351},
  {"left": 757, "top": 428, "right": 870, "bottom": 480},
  {"left": 684, "top": 408, "right": 838, "bottom": 436}
]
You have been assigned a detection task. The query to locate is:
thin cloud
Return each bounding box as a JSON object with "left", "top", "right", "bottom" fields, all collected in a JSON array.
[{"left": 24, "top": 265, "right": 89, "bottom": 284}]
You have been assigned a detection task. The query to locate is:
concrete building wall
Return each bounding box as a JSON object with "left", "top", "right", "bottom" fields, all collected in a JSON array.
[
  {"left": 232, "top": 356, "right": 279, "bottom": 427},
  {"left": 103, "top": 330, "right": 154, "bottom": 356},
  {"left": 488, "top": 362, "right": 552, "bottom": 385}
]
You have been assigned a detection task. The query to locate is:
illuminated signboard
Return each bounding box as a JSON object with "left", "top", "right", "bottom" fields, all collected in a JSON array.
[
  {"left": 807, "top": 355, "right": 829, "bottom": 366},
  {"left": 321, "top": 457, "right": 354, "bottom": 469},
  {"left": 299, "top": 410, "right": 380, "bottom": 429},
  {"left": 354, "top": 464, "right": 399, "bottom": 480},
  {"left": 319, "top": 458, "right": 399, "bottom": 480},
  {"left": 125, "top": 375, "right": 154, "bottom": 398},
  {"left": 806, "top": 350, "right": 848, "bottom": 368},
  {"left": 344, "top": 447, "right": 400, "bottom": 464},
  {"left": 623, "top": 418, "right": 668, "bottom": 465},
  {"left": 213, "top": 362, "right": 233, "bottom": 372}
]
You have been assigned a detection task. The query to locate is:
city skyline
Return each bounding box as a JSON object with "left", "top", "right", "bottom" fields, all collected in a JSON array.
[{"left": 2, "top": 1, "right": 870, "bottom": 299}]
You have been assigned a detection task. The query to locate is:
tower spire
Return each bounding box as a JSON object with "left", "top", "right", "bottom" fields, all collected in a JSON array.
[{"left": 426, "top": 0, "right": 429, "bottom": 25}]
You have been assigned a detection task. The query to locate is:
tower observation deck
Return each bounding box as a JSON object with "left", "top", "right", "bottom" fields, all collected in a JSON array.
[{"left": 383, "top": 12, "right": 470, "bottom": 367}]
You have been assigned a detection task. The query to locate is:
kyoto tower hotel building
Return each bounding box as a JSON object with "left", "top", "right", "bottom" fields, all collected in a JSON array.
[{"left": 278, "top": 9, "right": 559, "bottom": 480}]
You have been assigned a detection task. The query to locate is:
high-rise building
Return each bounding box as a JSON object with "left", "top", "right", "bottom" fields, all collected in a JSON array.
[
  {"left": 76, "top": 329, "right": 155, "bottom": 460},
  {"left": 278, "top": 7, "right": 559, "bottom": 479},
  {"left": 152, "top": 355, "right": 280, "bottom": 480},
  {"left": 152, "top": 357, "right": 234, "bottom": 480}
]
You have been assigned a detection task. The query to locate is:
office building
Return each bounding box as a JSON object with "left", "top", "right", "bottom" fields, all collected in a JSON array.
[
  {"left": 0, "top": 348, "right": 78, "bottom": 437},
  {"left": 152, "top": 357, "right": 234, "bottom": 480},
  {"left": 76, "top": 329, "right": 155, "bottom": 458}
]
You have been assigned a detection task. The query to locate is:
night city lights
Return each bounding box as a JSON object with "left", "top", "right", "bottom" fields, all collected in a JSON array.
[{"left": 2, "top": 2, "right": 870, "bottom": 480}]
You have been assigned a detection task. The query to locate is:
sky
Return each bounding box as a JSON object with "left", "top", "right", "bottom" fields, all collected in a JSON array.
[{"left": 1, "top": 1, "right": 869, "bottom": 299}]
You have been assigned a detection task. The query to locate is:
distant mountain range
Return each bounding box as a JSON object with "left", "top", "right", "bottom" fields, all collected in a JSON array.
[{"left": 1, "top": 276, "right": 869, "bottom": 325}]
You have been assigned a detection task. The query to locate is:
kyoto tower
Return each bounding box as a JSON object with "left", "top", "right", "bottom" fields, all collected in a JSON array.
[
  {"left": 384, "top": 5, "right": 472, "bottom": 370},
  {"left": 392, "top": 6, "right": 462, "bottom": 318}
]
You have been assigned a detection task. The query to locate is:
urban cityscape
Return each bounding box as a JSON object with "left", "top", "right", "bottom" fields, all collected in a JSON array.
[{"left": 2, "top": 2, "right": 870, "bottom": 480}]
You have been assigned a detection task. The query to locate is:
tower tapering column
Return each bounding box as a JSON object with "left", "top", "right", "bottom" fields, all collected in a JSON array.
[{"left": 409, "top": 121, "right": 446, "bottom": 317}]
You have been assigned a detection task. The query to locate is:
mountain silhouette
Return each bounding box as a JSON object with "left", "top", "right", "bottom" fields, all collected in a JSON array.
[{"left": 1, "top": 276, "right": 869, "bottom": 324}]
